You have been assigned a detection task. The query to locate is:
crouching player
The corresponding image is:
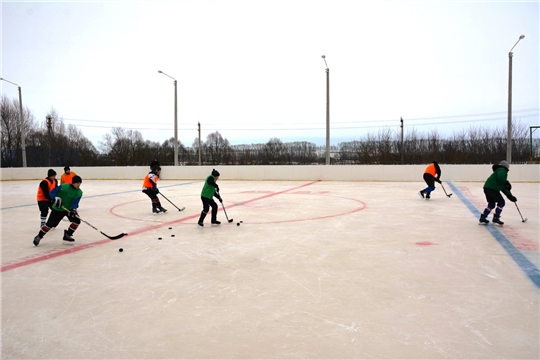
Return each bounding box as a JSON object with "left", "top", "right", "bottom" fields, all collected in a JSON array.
[
  {"left": 142, "top": 166, "right": 167, "bottom": 213},
  {"left": 33, "top": 175, "right": 83, "bottom": 246}
]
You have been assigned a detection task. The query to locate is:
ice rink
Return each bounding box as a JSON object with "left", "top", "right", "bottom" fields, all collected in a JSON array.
[{"left": 1, "top": 179, "right": 539, "bottom": 359}]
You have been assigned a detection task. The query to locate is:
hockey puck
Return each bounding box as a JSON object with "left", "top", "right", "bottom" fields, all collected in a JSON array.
[
  {"left": 119, "top": 248, "right": 123, "bottom": 252},
  {"left": 169, "top": 227, "right": 172, "bottom": 229},
  {"left": 237, "top": 222, "right": 240, "bottom": 226},
  {"left": 240, "top": 221, "right": 243, "bottom": 223},
  {"left": 171, "top": 234, "right": 175, "bottom": 237},
  {"left": 158, "top": 237, "right": 162, "bottom": 240}
]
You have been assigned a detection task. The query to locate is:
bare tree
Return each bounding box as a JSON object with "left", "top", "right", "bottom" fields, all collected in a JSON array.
[
  {"left": 99, "top": 128, "right": 146, "bottom": 166},
  {"left": 0, "top": 95, "right": 37, "bottom": 167},
  {"left": 204, "top": 131, "right": 232, "bottom": 165}
]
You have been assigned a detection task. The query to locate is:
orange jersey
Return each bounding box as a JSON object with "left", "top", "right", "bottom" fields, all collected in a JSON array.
[
  {"left": 424, "top": 163, "right": 437, "bottom": 177},
  {"left": 142, "top": 172, "right": 159, "bottom": 189},
  {"left": 61, "top": 171, "right": 77, "bottom": 184},
  {"left": 37, "top": 178, "right": 58, "bottom": 202}
]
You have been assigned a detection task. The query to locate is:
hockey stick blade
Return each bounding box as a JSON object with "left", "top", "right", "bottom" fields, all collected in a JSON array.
[
  {"left": 63, "top": 207, "right": 127, "bottom": 241},
  {"left": 514, "top": 203, "right": 527, "bottom": 223},
  {"left": 102, "top": 231, "right": 127, "bottom": 240}
]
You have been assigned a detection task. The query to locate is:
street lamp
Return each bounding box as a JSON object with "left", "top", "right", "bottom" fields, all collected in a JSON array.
[
  {"left": 322, "top": 55, "right": 330, "bottom": 165},
  {"left": 507, "top": 34, "right": 525, "bottom": 164},
  {"left": 158, "top": 70, "right": 178, "bottom": 166},
  {"left": 0, "top": 77, "right": 27, "bottom": 167}
]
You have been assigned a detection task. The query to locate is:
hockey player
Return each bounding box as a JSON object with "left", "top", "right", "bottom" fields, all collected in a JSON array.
[
  {"left": 142, "top": 166, "right": 167, "bottom": 213},
  {"left": 197, "top": 169, "right": 222, "bottom": 227},
  {"left": 479, "top": 160, "right": 517, "bottom": 225},
  {"left": 60, "top": 166, "right": 77, "bottom": 184},
  {"left": 418, "top": 161, "right": 442, "bottom": 199},
  {"left": 36, "top": 169, "right": 58, "bottom": 227},
  {"left": 33, "top": 175, "right": 83, "bottom": 246}
]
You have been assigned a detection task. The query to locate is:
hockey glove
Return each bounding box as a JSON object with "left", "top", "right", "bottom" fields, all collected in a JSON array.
[
  {"left": 216, "top": 195, "right": 223, "bottom": 203},
  {"left": 504, "top": 181, "right": 512, "bottom": 191},
  {"left": 508, "top": 195, "right": 517, "bottom": 202},
  {"left": 435, "top": 178, "right": 442, "bottom": 184},
  {"left": 68, "top": 209, "right": 79, "bottom": 217},
  {"left": 54, "top": 197, "right": 62, "bottom": 208}
]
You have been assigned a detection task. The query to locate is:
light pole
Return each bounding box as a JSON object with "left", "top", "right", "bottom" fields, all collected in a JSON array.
[
  {"left": 158, "top": 70, "right": 178, "bottom": 166},
  {"left": 322, "top": 55, "right": 330, "bottom": 165},
  {"left": 1, "top": 77, "right": 27, "bottom": 167},
  {"left": 198, "top": 122, "right": 202, "bottom": 166},
  {"left": 507, "top": 34, "right": 525, "bottom": 164}
]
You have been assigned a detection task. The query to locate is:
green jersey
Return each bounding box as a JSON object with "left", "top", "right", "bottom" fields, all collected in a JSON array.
[
  {"left": 50, "top": 183, "right": 83, "bottom": 211},
  {"left": 483, "top": 165, "right": 512, "bottom": 197},
  {"left": 201, "top": 175, "right": 218, "bottom": 199}
]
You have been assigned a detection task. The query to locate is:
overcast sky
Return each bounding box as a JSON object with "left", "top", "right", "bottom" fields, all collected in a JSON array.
[{"left": 1, "top": 0, "right": 539, "bottom": 148}]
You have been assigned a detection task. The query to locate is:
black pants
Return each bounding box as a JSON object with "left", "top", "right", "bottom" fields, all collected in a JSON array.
[
  {"left": 201, "top": 197, "right": 218, "bottom": 222},
  {"left": 46, "top": 209, "right": 81, "bottom": 229},
  {"left": 38, "top": 208, "right": 81, "bottom": 239},
  {"left": 38, "top": 201, "right": 51, "bottom": 218},
  {"left": 142, "top": 189, "right": 158, "bottom": 201},
  {"left": 423, "top": 173, "right": 435, "bottom": 187}
]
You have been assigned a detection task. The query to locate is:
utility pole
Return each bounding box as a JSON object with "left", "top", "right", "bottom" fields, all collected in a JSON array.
[
  {"left": 46, "top": 115, "right": 52, "bottom": 166},
  {"left": 400, "top": 117, "right": 404, "bottom": 164},
  {"left": 198, "top": 122, "right": 202, "bottom": 166}
]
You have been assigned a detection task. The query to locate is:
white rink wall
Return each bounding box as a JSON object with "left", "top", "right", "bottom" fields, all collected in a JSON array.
[{"left": 1, "top": 165, "right": 538, "bottom": 182}]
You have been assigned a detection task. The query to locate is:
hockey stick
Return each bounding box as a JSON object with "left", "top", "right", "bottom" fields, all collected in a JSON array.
[
  {"left": 63, "top": 207, "right": 127, "bottom": 240},
  {"left": 515, "top": 202, "right": 528, "bottom": 223},
  {"left": 158, "top": 192, "right": 185, "bottom": 211},
  {"left": 440, "top": 183, "right": 452, "bottom": 197},
  {"left": 220, "top": 202, "right": 234, "bottom": 223}
]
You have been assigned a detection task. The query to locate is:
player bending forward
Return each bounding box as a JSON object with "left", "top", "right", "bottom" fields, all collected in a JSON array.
[
  {"left": 197, "top": 169, "right": 222, "bottom": 227},
  {"left": 33, "top": 175, "right": 83, "bottom": 246},
  {"left": 479, "top": 160, "right": 517, "bottom": 225},
  {"left": 142, "top": 166, "right": 167, "bottom": 213},
  {"left": 418, "top": 161, "right": 442, "bottom": 199}
]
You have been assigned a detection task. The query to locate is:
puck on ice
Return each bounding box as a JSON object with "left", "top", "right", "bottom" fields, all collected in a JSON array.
[
  {"left": 158, "top": 237, "right": 162, "bottom": 240},
  {"left": 169, "top": 227, "right": 172, "bottom": 229},
  {"left": 237, "top": 222, "right": 240, "bottom": 226},
  {"left": 171, "top": 234, "right": 175, "bottom": 237},
  {"left": 119, "top": 248, "right": 123, "bottom": 252}
]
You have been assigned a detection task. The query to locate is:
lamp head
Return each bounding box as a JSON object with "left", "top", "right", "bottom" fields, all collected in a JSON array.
[
  {"left": 519, "top": 35, "right": 525, "bottom": 39},
  {"left": 321, "top": 55, "right": 325, "bottom": 59},
  {"left": 158, "top": 70, "right": 163, "bottom": 73}
]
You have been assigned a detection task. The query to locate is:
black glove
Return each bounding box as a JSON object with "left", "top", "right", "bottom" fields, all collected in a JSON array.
[
  {"left": 68, "top": 209, "right": 79, "bottom": 217},
  {"left": 504, "top": 181, "right": 512, "bottom": 191},
  {"left": 153, "top": 187, "right": 159, "bottom": 194},
  {"left": 54, "top": 197, "right": 62, "bottom": 208},
  {"left": 216, "top": 195, "right": 223, "bottom": 203},
  {"left": 435, "top": 178, "right": 442, "bottom": 184},
  {"left": 508, "top": 195, "right": 517, "bottom": 202}
]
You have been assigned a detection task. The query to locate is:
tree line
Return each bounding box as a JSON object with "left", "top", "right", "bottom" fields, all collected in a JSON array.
[{"left": 1, "top": 94, "right": 538, "bottom": 167}]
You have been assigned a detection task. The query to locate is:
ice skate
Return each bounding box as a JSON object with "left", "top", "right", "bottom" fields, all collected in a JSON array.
[
  {"left": 33, "top": 235, "right": 42, "bottom": 247},
  {"left": 63, "top": 230, "right": 75, "bottom": 242}
]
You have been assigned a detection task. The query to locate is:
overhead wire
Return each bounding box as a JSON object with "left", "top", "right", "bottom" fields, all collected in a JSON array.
[{"left": 61, "top": 108, "right": 539, "bottom": 132}]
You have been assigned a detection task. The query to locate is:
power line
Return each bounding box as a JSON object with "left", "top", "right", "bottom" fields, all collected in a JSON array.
[{"left": 63, "top": 112, "right": 538, "bottom": 131}]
